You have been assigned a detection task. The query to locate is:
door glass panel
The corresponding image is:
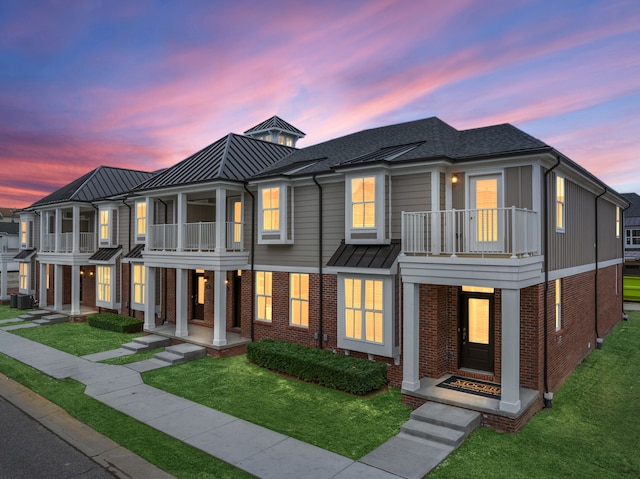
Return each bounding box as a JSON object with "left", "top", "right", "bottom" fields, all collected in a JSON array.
[
  {"left": 197, "top": 276, "right": 205, "bottom": 305},
  {"left": 468, "top": 298, "right": 489, "bottom": 344},
  {"left": 475, "top": 178, "right": 498, "bottom": 242}
]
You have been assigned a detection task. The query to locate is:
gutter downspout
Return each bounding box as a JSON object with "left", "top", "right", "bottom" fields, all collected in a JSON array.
[
  {"left": 157, "top": 199, "right": 168, "bottom": 324},
  {"left": 244, "top": 185, "right": 256, "bottom": 342},
  {"left": 594, "top": 188, "right": 607, "bottom": 349},
  {"left": 622, "top": 203, "right": 631, "bottom": 321},
  {"left": 122, "top": 199, "right": 132, "bottom": 317},
  {"left": 313, "top": 175, "right": 324, "bottom": 349},
  {"left": 543, "top": 155, "right": 561, "bottom": 408}
]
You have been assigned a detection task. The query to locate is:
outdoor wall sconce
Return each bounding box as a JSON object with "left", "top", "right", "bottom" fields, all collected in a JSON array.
[
  {"left": 89, "top": 271, "right": 94, "bottom": 276},
  {"left": 80, "top": 270, "right": 84, "bottom": 276},
  {"left": 451, "top": 174, "right": 459, "bottom": 184}
]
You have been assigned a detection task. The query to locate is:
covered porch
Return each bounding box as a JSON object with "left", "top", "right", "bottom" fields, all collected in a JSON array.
[{"left": 147, "top": 322, "right": 250, "bottom": 355}]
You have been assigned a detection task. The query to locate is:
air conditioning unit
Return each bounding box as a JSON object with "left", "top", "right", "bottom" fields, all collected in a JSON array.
[
  {"left": 17, "top": 294, "right": 31, "bottom": 310},
  {"left": 10, "top": 294, "right": 17, "bottom": 308}
]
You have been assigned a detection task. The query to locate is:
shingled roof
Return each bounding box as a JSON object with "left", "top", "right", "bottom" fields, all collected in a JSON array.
[
  {"left": 254, "top": 117, "right": 549, "bottom": 179},
  {"left": 134, "top": 133, "right": 295, "bottom": 192},
  {"left": 622, "top": 193, "right": 640, "bottom": 227},
  {"left": 30, "top": 166, "right": 154, "bottom": 208}
]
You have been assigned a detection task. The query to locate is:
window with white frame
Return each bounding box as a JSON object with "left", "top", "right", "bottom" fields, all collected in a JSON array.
[
  {"left": 19, "top": 263, "right": 29, "bottom": 291},
  {"left": 256, "top": 271, "right": 272, "bottom": 322},
  {"left": 132, "top": 264, "right": 145, "bottom": 309},
  {"left": 338, "top": 274, "right": 394, "bottom": 357},
  {"left": 627, "top": 229, "right": 640, "bottom": 246},
  {"left": 556, "top": 176, "right": 565, "bottom": 232},
  {"left": 231, "top": 199, "right": 242, "bottom": 248},
  {"left": 555, "top": 279, "right": 562, "bottom": 331},
  {"left": 135, "top": 201, "right": 147, "bottom": 242},
  {"left": 290, "top": 273, "right": 309, "bottom": 328},
  {"left": 99, "top": 209, "right": 110, "bottom": 246},
  {"left": 616, "top": 207, "right": 620, "bottom": 238},
  {"left": 258, "top": 184, "right": 292, "bottom": 244},
  {"left": 345, "top": 172, "right": 386, "bottom": 244},
  {"left": 20, "top": 220, "right": 28, "bottom": 248},
  {"left": 97, "top": 266, "right": 112, "bottom": 304}
]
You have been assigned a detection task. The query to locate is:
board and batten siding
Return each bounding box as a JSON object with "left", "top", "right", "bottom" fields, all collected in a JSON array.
[
  {"left": 391, "top": 172, "right": 431, "bottom": 239},
  {"left": 597, "top": 199, "right": 623, "bottom": 263},
  {"left": 505, "top": 166, "right": 533, "bottom": 210},
  {"left": 117, "top": 204, "right": 131, "bottom": 250}
]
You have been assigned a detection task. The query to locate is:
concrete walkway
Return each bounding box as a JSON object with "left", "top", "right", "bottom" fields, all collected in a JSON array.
[{"left": 0, "top": 330, "right": 406, "bottom": 479}]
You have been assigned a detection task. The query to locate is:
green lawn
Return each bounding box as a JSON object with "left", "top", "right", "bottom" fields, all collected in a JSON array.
[
  {"left": 144, "top": 355, "right": 411, "bottom": 459},
  {"left": 0, "top": 304, "right": 30, "bottom": 320},
  {"left": 430, "top": 311, "right": 640, "bottom": 479},
  {"left": 10, "top": 322, "right": 142, "bottom": 356}
]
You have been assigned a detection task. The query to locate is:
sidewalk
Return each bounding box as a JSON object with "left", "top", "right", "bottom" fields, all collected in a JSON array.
[{"left": 0, "top": 330, "right": 403, "bottom": 479}]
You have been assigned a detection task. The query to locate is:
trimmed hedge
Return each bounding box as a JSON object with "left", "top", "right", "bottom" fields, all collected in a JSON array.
[
  {"left": 87, "top": 313, "right": 143, "bottom": 333},
  {"left": 247, "top": 339, "right": 387, "bottom": 395}
]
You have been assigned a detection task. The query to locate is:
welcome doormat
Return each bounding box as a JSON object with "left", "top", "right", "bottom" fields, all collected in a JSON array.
[{"left": 436, "top": 376, "right": 501, "bottom": 399}]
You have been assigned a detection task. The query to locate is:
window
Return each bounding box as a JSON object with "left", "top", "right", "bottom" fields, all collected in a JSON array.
[
  {"left": 46, "top": 264, "right": 51, "bottom": 289},
  {"left": 290, "top": 273, "right": 309, "bottom": 327},
  {"left": 132, "top": 264, "right": 145, "bottom": 308},
  {"left": 262, "top": 187, "right": 280, "bottom": 232},
  {"left": 135, "top": 201, "right": 147, "bottom": 241},
  {"left": 627, "top": 229, "right": 640, "bottom": 246},
  {"left": 256, "top": 271, "right": 272, "bottom": 322},
  {"left": 231, "top": 199, "right": 242, "bottom": 247},
  {"left": 99, "top": 209, "right": 110, "bottom": 245},
  {"left": 20, "top": 220, "right": 28, "bottom": 247},
  {"left": 97, "top": 266, "right": 111, "bottom": 303},
  {"left": 555, "top": 279, "right": 562, "bottom": 331},
  {"left": 344, "top": 277, "right": 383, "bottom": 343},
  {"left": 19, "top": 263, "right": 28, "bottom": 291},
  {"left": 616, "top": 207, "right": 620, "bottom": 238},
  {"left": 556, "top": 176, "right": 565, "bottom": 232},
  {"left": 351, "top": 176, "right": 376, "bottom": 229}
]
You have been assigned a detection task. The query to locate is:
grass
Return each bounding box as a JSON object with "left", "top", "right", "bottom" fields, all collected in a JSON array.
[
  {"left": 0, "top": 304, "right": 31, "bottom": 320},
  {"left": 10, "top": 322, "right": 143, "bottom": 356},
  {"left": 100, "top": 348, "right": 165, "bottom": 365},
  {"left": 144, "top": 355, "right": 411, "bottom": 459},
  {"left": 0, "top": 353, "right": 251, "bottom": 479},
  {"left": 430, "top": 311, "right": 640, "bottom": 479}
]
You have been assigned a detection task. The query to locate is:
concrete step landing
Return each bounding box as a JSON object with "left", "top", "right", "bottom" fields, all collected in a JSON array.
[
  {"left": 17, "top": 310, "right": 50, "bottom": 320},
  {"left": 153, "top": 343, "right": 206, "bottom": 365},
  {"left": 33, "top": 314, "right": 69, "bottom": 326},
  {"left": 121, "top": 335, "right": 171, "bottom": 352}
]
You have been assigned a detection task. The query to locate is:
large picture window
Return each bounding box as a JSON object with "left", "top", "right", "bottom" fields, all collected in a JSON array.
[
  {"left": 19, "top": 263, "right": 28, "bottom": 291},
  {"left": 256, "top": 271, "right": 272, "bottom": 322},
  {"left": 132, "top": 264, "right": 145, "bottom": 308},
  {"left": 290, "top": 273, "right": 309, "bottom": 328},
  {"left": 344, "top": 277, "right": 383, "bottom": 343},
  {"left": 97, "top": 266, "right": 111, "bottom": 303}
]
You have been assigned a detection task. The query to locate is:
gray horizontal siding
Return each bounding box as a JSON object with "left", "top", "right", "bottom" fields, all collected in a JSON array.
[{"left": 391, "top": 172, "right": 431, "bottom": 239}]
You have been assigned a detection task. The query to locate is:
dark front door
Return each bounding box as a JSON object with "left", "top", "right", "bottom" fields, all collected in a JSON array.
[
  {"left": 459, "top": 287, "right": 494, "bottom": 372},
  {"left": 232, "top": 270, "right": 242, "bottom": 328},
  {"left": 192, "top": 270, "right": 205, "bottom": 321}
]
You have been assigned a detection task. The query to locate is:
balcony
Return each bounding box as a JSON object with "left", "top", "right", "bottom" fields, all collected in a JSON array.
[
  {"left": 402, "top": 207, "right": 539, "bottom": 258},
  {"left": 149, "top": 222, "right": 244, "bottom": 252},
  {"left": 41, "top": 232, "right": 96, "bottom": 253}
]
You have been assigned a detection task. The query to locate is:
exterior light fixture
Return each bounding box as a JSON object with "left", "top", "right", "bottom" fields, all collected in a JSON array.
[{"left": 451, "top": 174, "right": 459, "bottom": 184}]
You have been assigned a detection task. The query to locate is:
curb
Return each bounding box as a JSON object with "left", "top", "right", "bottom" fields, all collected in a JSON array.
[{"left": 0, "top": 373, "right": 176, "bottom": 479}]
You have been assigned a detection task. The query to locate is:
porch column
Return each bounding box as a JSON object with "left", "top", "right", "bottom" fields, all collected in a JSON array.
[
  {"left": 72, "top": 205, "right": 80, "bottom": 253},
  {"left": 0, "top": 259, "right": 7, "bottom": 301},
  {"left": 40, "top": 210, "right": 46, "bottom": 251},
  {"left": 55, "top": 209, "right": 62, "bottom": 252},
  {"left": 177, "top": 193, "right": 186, "bottom": 252},
  {"left": 213, "top": 270, "right": 227, "bottom": 346},
  {"left": 54, "top": 264, "right": 63, "bottom": 310},
  {"left": 175, "top": 267, "right": 188, "bottom": 337},
  {"left": 70, "top": 265, "right": 80, "bottom": 316},
  {"left": 143, "top": 266, "right": 156, "bottom": 329},
  {"left": 500, "top": 288, "right": 521, "bottom": 413},
  {"left": 431, "top": 170, "right": 441, "bottom": 254},
  {"left": 39, "top": 262, "right": 47, "bottom": 307},
  {"left": 402, "top": 281, "right": 421, "bottom": 391},
  {"left": 215, "top": 188, "right": 227, "bottom": 252}
]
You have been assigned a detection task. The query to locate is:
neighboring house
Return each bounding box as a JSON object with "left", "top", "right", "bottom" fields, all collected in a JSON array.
[
  {"left": 0, "top": 221, "right": 20, "bottom": 302},
  {"left": 0, "top": 207, "right": 17, "bottom": 222},
  {"left": 20, "top": 115, "right": 627, "bottom": 431},
  {"left": 622, "top": 193, "right": 640, "bottom": 259}
]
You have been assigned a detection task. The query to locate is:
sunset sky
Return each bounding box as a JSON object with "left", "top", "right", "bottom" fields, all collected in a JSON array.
[{"left": 1, "top": 0, "right": 639, "bottom": 208}]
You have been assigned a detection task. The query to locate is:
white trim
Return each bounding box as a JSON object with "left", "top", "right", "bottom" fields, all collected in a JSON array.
[
  {"left": 257, "top": 183, "right": 293, "bottom": 244},
  {"left": 345, "top": 171, "right": 387, "bottom": 244},
  {"left": 131, "top": 262, "right": 145, "bottom": 311},
  {"left": 289, "top": 272, "right": 309, "bottom": 328},
  {"left": 95, "top": 264, "right": 115, "bottom": 309}
]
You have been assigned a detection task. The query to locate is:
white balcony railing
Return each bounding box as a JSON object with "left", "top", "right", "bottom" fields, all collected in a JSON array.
[
  {"left": 402, "top": 207, "right": 539, "bottom": 258},
  {"left": 41, "top": 232, "right": 96, "bottom": 253},
  {"left": 42, "top": 233, "right": 55, "bottom": 252},
  {"left": 149, "top": 221, "right": 245, "bottom": 252}
]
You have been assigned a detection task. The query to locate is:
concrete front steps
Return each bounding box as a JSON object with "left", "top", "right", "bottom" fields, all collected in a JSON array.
[
  {"left": 153, "top": 343, "right": 206, "bottom": 365},
  {"left": 122, "top": 335, "right": 171, "bottom": 352},
  {"left": 360, "top": 402, "right": 481, "bottom": 479},
  {"left": 17, "top": 310, "right": 51, "bottom": 321},
  {"left": 27, "top": 310, "right": 69, "bottom": 326}
]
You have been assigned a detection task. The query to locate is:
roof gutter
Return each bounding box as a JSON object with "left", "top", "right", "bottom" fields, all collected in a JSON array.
[
  {"left": 313, "top": 175, "right": 324, "bottom": 349},
  {"left": 543, "top": 155, "right": 561, "bottom": 408}
]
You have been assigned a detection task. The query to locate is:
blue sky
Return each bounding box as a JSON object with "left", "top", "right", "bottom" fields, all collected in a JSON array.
[{"left": 1, "top": 0, "right": 639, "bottom": 207}]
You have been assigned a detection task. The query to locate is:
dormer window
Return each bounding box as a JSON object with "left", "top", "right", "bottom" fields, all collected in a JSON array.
[
  {"left": 258, "top": 183, "right": 293, "bottom": 244},
  {"left": 345, "top": 171, "right": 388, "bottom": 244}
]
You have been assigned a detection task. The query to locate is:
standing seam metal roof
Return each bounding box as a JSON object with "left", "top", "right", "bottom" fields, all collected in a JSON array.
[{"left": 244, "top": 115, "right": 306, "bottom": 137}]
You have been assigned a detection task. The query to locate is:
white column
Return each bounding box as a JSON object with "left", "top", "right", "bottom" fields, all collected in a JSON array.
[
  {"left": 54, "top": 264, "right": 63, "bottom": 310},
  {"left": 213, "top": 270, "right": 227, "bottom": 346},
  {"left": 40, "top": 211, "right": 46, "bottom": 251},
  {"left": 38, "top": 263, "right": 47, "bottom": 307},
  {"left": 144, "top": 266, "right": 156, "bottom": 329},
  {"left": 402, "top": 281, "right": 421, "bottom": 391},
  {"left": 0, "top": 260, "right": 7, "bottom": 301},
  {"left": 72, "top": 205, "right": 80, "bottom": 253},
  {"left": 431, "top": 170, "right": 441, "bottom": 254},
  {"left": 55, "top": 209, "right": 62, "bottom": 252},
  {"left": 70, "top": 265, "right": 80, "bottom": 316},
  {"left": 175, "top": 268, "right": 188, "bottom": 337},
  {"left": 177, "top": 193, "right": 186, "bottom": 251},
  {"left": 215, "top": 188, "right": 227, "bottom": 252},
  {"left": 500, "top": 288, "right": 522, "bottom": 413}
]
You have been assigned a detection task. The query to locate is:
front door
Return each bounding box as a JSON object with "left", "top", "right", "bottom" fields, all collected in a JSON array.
[
  {"left": 192, "top": 269, "right": 205, "bottom": 321},
  {"left": 469, "top": 174, "right": 502, "bottom": 252},
  {"left": 459, "top": 286, "right": 494, "bottom": 372},
  {"left": 232, "top": 270, "right": 242, "bottom": 328}
]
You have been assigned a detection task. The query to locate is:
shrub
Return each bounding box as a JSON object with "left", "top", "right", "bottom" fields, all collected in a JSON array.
[
  {"left": 247, "top": 339, "right": 387, "bottom": 394},
  {"left": 87, "top": 313, "right": 143, "bottom": 333}
]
